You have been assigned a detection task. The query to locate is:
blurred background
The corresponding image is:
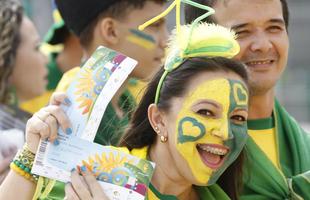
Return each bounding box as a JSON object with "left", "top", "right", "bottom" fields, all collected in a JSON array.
[{"left": 20, "top": 0, "right": 310, "bottom": 130}]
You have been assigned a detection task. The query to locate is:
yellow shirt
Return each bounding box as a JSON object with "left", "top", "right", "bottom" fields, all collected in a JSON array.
[
  {"left": 19, "top": 67, "right": 80, "bottom": 114},
  {"left": 127, "top": 78, "right": 147, "bottom": 105},
  {"left": 247, "top": 117, "right": 280, "bottom": 169},
  {"left": 20, "top": 91, "right": 54, "bottom": 114}
]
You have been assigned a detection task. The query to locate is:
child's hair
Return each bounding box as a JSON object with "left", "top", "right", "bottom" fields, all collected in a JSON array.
[
  {"left": 79, "top": 0, "right": 167, "bottom": 47},
  {"left": 0, "top": 0, "right": 23, "bottom": 103}
]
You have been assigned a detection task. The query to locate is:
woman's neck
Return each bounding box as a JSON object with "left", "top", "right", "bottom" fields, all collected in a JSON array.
[{"left": 149, "top": 143, "right": 199, "bottom": 200}]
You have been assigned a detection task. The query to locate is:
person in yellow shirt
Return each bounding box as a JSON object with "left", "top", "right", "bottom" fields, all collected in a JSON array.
[
  {"left": 186, "top": 0, "right": 310, "bottom": 198},
  {"left": 20, "top": 0, "right": 83, "bottom": 114},
  {"left": 0, "top": 0, "right": 47, "bottom": 183}
]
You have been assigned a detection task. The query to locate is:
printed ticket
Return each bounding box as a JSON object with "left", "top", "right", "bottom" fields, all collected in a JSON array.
[{"left": 32, "top": 46, "right": 156, "bottom": 199}]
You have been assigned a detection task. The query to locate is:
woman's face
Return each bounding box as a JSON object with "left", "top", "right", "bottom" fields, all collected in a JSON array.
[
  {"left": 164, "top": 71, "right": 248, "bottom": 185},
  {"left": 10, "top": 16, "right": 48, "bottom": 102}
]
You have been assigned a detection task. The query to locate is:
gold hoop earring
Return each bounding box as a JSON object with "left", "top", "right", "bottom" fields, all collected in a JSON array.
[{"left": 160, "top": 135, "right": 167, "bottom": 143}]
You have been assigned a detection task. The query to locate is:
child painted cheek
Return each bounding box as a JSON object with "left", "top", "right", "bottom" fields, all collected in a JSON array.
[{"left": 126, "top": 29, "right": 156, "bottom": 50}]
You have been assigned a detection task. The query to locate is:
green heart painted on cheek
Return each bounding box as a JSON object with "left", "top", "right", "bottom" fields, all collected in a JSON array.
[
  {"left": 233, "top": 83, "right": 248, "bottom": 106},
  {"left": 178, "top": 117, "right": 206, "bottom": 144}
]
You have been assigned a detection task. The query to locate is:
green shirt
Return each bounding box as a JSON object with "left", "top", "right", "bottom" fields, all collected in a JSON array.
[
  {"left": 94, "top": 89, "right": 136, "bottom": 146},
  {"left": 241, "top": 99, "right": 310, "bottom": 200}
]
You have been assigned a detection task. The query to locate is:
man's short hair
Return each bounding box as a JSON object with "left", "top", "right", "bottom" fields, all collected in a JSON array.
[{"left": 185, "top": 0, "right": 289, "bottom": 29}]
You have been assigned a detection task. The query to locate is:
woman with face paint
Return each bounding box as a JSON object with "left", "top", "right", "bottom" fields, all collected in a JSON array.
[
  {"left": 63, "top": 23, "right": 249, "bottom": 200},
  {"left": 114, "top": 24, "right": 249, "bottom": 200},
  {"left": 0, "top": 23, "right": 249, "bottom": 200}
]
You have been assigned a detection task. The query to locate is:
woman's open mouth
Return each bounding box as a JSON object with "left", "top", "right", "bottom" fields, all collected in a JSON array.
[{"left": 196, "top": 143, "right": 229, "bottom": 170}]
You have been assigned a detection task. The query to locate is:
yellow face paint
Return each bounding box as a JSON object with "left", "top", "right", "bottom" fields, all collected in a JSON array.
[
  {"left": 126, "top": 29, "right": 156, "bottom": 50},
  {"left": 175, "top": 78, "right": 248, "bottom": 184}
]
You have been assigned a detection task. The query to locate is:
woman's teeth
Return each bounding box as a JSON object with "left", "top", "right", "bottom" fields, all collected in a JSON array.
[{"left": 197, "top": 144, "right": 228, "bottom": 156}]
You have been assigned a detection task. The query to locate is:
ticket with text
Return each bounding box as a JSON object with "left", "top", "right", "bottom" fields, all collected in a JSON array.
[{"left": 33, "top": 135, "right": 155, "bottom": 200}]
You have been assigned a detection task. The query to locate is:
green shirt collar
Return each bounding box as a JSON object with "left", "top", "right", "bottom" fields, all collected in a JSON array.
[{"left": 247, "top": 116, "right": 275, "bottom": 130}]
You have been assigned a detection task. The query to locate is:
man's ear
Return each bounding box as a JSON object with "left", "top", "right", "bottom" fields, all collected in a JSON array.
[
  {"left": 148, "top": 104, "right": 167, "bottom": 137},
  {"left": 97, "top": 17, "right": 120, "bottom": 45}
]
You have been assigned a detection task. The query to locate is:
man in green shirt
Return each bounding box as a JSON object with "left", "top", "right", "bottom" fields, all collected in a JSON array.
[{"left": 185, "top": 0, "right": 310, "bottom": 199}]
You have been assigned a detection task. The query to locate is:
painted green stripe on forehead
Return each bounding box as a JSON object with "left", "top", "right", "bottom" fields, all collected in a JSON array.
[{"left": 129, "top": 29, "right": 155, "bottom": 43}]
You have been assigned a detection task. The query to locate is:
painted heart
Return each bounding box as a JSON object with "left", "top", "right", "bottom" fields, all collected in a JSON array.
[
  {"left": 233, "top": 83, "right": 248, "bottom": 106},
  {"left": 178, "top": 117, "right": 206, "bottom": 144}
]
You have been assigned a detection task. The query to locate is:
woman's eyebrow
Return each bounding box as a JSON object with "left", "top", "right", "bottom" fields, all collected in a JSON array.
[{"left": 193, "top": 99, "right": 221, "bottom": 109}]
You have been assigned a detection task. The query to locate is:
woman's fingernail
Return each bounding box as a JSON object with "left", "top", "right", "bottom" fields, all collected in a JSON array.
[
  {"left": 53, "top": 139, "right": 60, "bottom": 146},
  {"left": 80, "top": 166, "right": 87, "bottom": 172},
  {"left": 64, "top": 98, "right": 71, "bottom": 106},
  {"left": 66, "top": 128, "right": 72, "bottom": 135}
]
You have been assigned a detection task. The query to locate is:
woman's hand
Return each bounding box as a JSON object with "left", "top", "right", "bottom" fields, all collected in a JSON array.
[
  {"left": 65, "top": 168, "right": 109, "bottom": 200},
  {"left": 25, "top": 92, "right": 72, "bottom": 154}
]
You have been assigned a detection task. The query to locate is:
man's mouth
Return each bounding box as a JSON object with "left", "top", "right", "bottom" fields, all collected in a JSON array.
[
  {"left": 245, "top": 59, "right": 275, "bottom": 69},
  {"left": 196, "top": 144, "right": 229, "bottom": 170}
]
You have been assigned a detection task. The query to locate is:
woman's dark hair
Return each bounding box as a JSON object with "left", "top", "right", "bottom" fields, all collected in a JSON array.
[
  {"left": 0, "top": 0, "right": 23, "bottom": 104},
  {"left": 119, "top": 56, "right": 248, "bottom": 200}
]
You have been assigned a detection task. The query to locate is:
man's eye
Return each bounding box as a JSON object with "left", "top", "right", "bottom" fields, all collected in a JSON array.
[
  {"left": 197, "top": 109, "right": 214, "bottom": 117},
  {"left": 231, "top": 115, "right": 246, "bottom": 124},
  {"left": 235, "top": 30, "right": 250, "bottom": 38},
  {"left": 268, "top": 26, "right": 283, "bottom": 33}
]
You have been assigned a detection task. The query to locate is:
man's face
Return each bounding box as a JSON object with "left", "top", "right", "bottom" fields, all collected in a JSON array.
[
  {"left": 116, "top": 1, "right": 168, "bottom": 80},
  {"left": 213, "top": 0, "right": 289, "bottom": 95}
]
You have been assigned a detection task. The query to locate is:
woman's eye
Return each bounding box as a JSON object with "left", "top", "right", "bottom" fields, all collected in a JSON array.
[
  {"left": 231, "top": 115, "right": 246, "bottom": 124},
  {"left": 197, "top": 109, "right": 213, "bottom": 117}
]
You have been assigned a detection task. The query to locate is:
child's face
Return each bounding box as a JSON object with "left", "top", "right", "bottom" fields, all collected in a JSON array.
[{"left": 116, "top": 1, "right": 168, "bottom": 80}]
